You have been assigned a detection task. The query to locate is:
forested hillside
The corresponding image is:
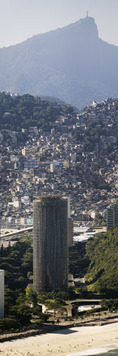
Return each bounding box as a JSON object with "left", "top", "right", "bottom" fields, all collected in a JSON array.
[
  {"left": 0, "top": 92, "right": 75, "bottom": 132},
  {"left": 85, "top": 228, "right": 118, "bottom": 297}
]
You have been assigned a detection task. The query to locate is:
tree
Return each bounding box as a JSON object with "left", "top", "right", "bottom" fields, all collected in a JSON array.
[
  {"left": 26, "top": 287, "right": 38, "bottom": 307},
  {"left": 11, "top": 303, "right": 31, "bottom": 326},
  {"left": 4, "top": 288, "right": 16, "bottom": 316},
  {"left": 17, "top": 276, "right": 27, "bottom": 290}
]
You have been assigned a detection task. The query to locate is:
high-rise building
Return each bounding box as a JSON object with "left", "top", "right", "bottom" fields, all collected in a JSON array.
[
  {"left": 0, "top": 270, "right": 4, "bottom": 319},
  {"left": 68, "top": 218, "right": 73, "bottom": 246},
  {"left": 66, "top": 196, "right": 73, "bottom": 246},
  {"left": 33, "top": 195, "right": 68, "bottom": 293},
  {"left": 107, "top": 202, "right": 118, "bottom": 231}
]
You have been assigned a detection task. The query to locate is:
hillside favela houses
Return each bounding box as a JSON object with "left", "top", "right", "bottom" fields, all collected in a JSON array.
[{"left": 0, "top": 93, "right": 118, "bottom": 241}]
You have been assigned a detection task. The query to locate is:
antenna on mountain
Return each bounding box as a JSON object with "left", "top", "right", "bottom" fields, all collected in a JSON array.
[{"left": 86, "top": 11, "right": 88, "bottom": 17}]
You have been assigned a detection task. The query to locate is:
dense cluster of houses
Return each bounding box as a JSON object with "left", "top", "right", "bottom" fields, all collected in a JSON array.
[{"left": 0, "top": 97, "right": 118, "bottom": 230}]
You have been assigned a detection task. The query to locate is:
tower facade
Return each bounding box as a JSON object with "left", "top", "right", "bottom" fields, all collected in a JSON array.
[
  {"left": 0, "top": 270, "right": 4, "bottom": 319},
  {"left": 33, "top": 196, "right": 68, "bottom": 292},
  {"left": 107, "top": 202, "right": 118, "bottom": 231}
]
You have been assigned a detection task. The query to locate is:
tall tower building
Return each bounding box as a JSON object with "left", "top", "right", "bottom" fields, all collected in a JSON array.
[
  {"left": 33, "top": 196, "right": 68, "bottom": 293},
  {"left": 107, "top": 202, "right": 118, "bottom": 231},
  {"left": 0, "top": 270, "right": 4, "bottom": 319},
  {"left": 68, "top": 218, "right": 73, "bottom": 246}
]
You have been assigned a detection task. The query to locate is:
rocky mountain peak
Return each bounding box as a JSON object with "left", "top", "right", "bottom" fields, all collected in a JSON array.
[{"left": 76, "top": 15, "right": 99, "bottom": 41}]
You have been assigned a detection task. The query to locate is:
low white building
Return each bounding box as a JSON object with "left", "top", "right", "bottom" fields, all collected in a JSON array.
[{"left": 0, "top": 270, "right": 4, "bottom": 319}]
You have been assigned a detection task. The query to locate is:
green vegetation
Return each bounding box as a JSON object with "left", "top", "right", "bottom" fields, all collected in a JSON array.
[
  {"left": 0, "top": 92, "right": 75, "bottom": 136},
  {"left": 0, "top": 235, "right": 33, "bottom": 290},
  {"left": 0, "top": 236, "right": 73, "bottom": 333},
  {"left": 1, "top": 227, "right": 118, "bottom": 333},
  {"left": 101, "top": 299, "right": 118, "bottom": 312},
  {"left": 69, "top": 241, "right": 90, "bottom": 277},
  {"left": 85, "top": 227, "right": 118, "bottom": 297},
  {"left": 0, "top": 235, "right": 33, "bottom": 332},
  {"left": 69, "top": 228, "right": 118, "bottom": 298}
]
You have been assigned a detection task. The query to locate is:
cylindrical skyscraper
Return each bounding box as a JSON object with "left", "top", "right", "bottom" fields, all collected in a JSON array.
[{"left": 33, "top": 196, "right": 68, "bottom": 292}]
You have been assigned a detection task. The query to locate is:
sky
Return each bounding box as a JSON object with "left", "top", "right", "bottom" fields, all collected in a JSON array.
[{"left": 0, "top": 0, "right": 118, "bottom": 48}]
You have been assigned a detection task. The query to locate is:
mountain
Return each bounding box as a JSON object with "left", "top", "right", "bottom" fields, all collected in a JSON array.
[{"left": 1, "top": 16, "right": 118, "bottom": 108}]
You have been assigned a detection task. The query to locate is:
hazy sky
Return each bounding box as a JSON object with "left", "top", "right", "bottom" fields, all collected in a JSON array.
[{"left": 0, "top": 0, "right": 118, "bottom": 48}]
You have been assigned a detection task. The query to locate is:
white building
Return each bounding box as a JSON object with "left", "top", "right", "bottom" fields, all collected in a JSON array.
[
  {"left": 0, "top": 270, "right": 4, "bottom": 319},
  {"left": 70, "top": 152, "right": 76, "bottom": 162}
]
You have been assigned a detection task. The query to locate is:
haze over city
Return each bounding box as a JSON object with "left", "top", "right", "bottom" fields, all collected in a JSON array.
[
  {"left": 0, "top": 0, "right": 118, "bottom": 48},
  {"left": 0, "top": 1, "right": 118, "bottom": 356}
]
